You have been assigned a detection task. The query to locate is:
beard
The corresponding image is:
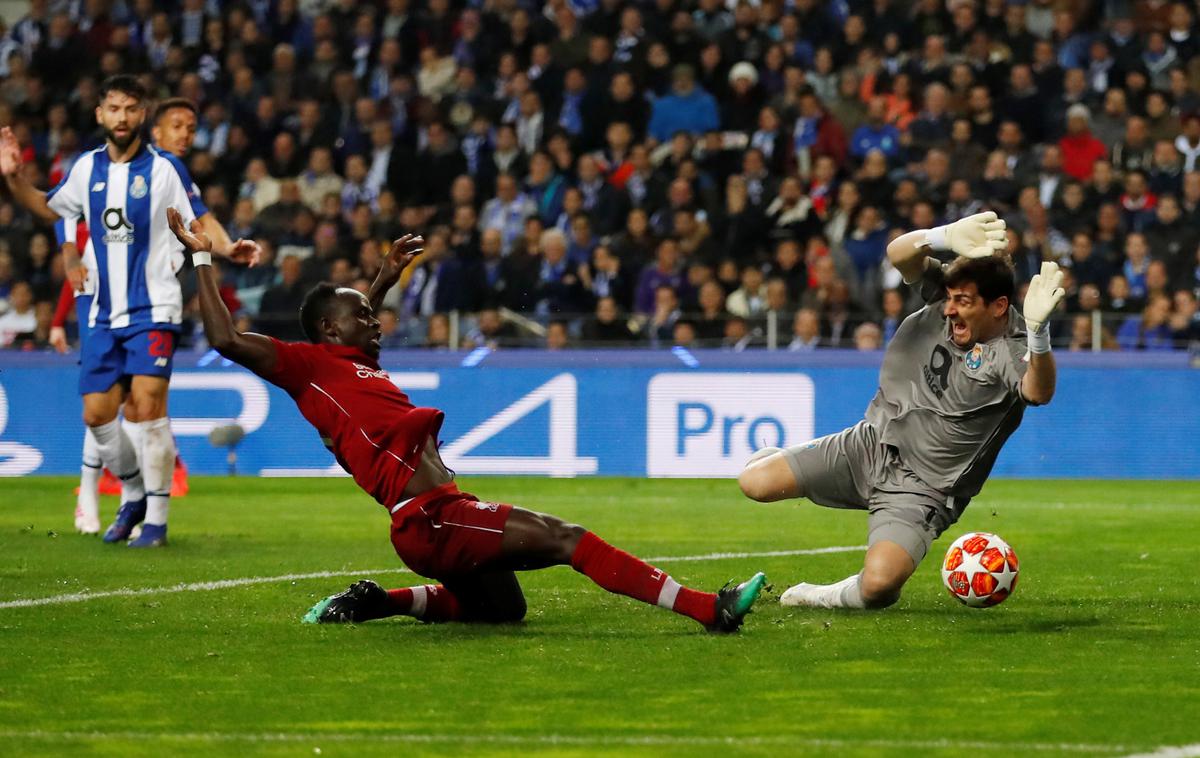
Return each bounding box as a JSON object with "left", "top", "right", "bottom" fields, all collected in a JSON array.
[{"left": 103, "top": 124, "right": 139, "bottom": 150}]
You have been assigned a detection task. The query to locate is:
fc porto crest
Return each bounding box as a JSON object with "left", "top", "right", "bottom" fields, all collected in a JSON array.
[
  {"left": 130, "top": 174, "right": 148, "bottom": 199},
  {"left": 964, "top": 344, "right": 984, "bottom": 371}
]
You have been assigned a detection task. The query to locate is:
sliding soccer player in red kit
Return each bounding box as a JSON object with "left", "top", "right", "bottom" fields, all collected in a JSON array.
[{"left": 167, "top": 207, "right": 764, "bottom": 632}]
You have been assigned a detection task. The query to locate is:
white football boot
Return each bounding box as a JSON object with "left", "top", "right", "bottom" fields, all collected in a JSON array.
[
  {"left": 779, "top": 579, "right": 856, "bottom": 609},
  {"left": 74, "top": 504, "right": 101, "bottom": 535}
]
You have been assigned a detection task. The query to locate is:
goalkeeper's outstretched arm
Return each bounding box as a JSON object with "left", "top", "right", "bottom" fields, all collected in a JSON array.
[
  {"left": 886, "top": 229, "right": 935, "bottom": 284},
  {"left": 888, "top": 212, "right": 1009, "bottom": 284},
  {"left": 1020, "top": 262, "right": 1064, "bottom": 406}
]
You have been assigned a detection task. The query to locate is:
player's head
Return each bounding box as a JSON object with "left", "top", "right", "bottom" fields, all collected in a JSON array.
[
  {"left": 942, "top": 256, "right": 1016, "bottom": 347},
  {"left": 301, "top": 283, "right": 382, "bottom": 358},
  {"left": 152, "top": 97, "right": 198, "bottom": 158},
  {"left": 97, "top": 74, "right": 147, "bottom": 151}
]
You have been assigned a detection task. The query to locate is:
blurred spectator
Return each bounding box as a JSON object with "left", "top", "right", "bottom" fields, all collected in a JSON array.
[
  {"left": 850, "top": 97, "right": 901, "bottom": 164},
  {"left": 880, "top": 289, "right": 906, "bottom": 343},
  {"left": 787, "top": 308, "right": 822, "bottom": 351},
  {"left": 465, "top": 308, "right": 519, "bottom": 350},
  {"left": 480, "top": 174, "right": 537, "bottom": 256},
  {"left": 635, "top": 239, "right": 686, "bottom": 315},
  {"left": 0, "top": 281, "right": 35, "bottom": 346},
  {"left": 647, "top": 285, "right": 682, "bottom": 346},
  {"left": 648, "top": 64, "right": 719, "bottom": 142},
  {"left": 853, "top": 322, "right": 884, "bottom": 351},
  {"left": 1059, "top": 105, "right": 1107, "bottom": 181},
  {"left": 726, "top": 265, "right": 767, "bottom": 318},
  {"left": 1171, "top": 289, "right": 1200, "bottom": 344},
  {"left": 672, "top": 319, "right": 697, "bottom": 349},
  {"left": 424, "top": 313, "right": 452, "bottom": 350},
  {"left": 545, "top": 320, "right": 570, "bottom": 350},
  {"left": 581, "top": 296, "right": 637, "bottom": 345},
  {"left": 1117, "top": 294, "right": 1175, "bottom": 350}
]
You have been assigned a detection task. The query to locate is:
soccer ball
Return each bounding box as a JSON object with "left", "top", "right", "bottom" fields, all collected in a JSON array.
[{"left": 941, "top": 532, "right": 1019, "bottom": 608}]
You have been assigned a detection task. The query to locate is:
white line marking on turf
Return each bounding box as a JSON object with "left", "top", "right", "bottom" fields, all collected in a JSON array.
[
  {"left": 0, "top": 545, "right": 865, "bottom": 610},
  {"left": 0, "top": 729, "right": 1137, "bottom": 753},
  {"left": 1123, "top": 745, "right": 1200, "bottom": 758}
]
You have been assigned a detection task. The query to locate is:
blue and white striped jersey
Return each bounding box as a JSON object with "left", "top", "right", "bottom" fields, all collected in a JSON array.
[{"left": 46, "top": 144, "right": 199, "bottom": 331}]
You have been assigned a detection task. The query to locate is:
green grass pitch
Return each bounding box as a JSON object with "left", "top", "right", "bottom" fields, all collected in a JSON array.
[{"left": 1, "top": 476, "right": 1197, "bottom": 757}]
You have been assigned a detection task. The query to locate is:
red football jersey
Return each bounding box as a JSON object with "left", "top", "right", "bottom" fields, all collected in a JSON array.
[{"left": 266, "top": 339, "right": 444, "bottom": 507}]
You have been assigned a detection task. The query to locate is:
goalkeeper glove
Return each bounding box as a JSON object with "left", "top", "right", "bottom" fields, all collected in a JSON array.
[
  {"left": 1023, "top": 261, "right": 1066, "bottom": 353},
  {"left": 923, "top": 211, "right": 1008, "bottom": 259}
]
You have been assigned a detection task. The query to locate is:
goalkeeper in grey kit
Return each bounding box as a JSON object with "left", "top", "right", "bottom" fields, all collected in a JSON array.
[{"left": 738, "top": 212, "right": 1064, "bottom": 609}]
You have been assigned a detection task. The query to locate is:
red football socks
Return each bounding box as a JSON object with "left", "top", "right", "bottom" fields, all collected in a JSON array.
[
  {"left": 386, "top": 585, "right": 462, "bottom": 622},
  {"left": 570, "top": 531, "right": 717, "bottom": 626}
]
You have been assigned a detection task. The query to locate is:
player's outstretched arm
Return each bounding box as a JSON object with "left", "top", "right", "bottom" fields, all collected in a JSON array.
[
  {"left": 0, "top": 127, "right": 61, "bottom": 225},
  {"left": 367, "top": 234, "right": 425, "bottom": 314},
  {"left": 198, "top": 212, "right": 262, "bottom": 266},
  {"left": 1021, "top": 262, "right": 1064, "bottom": 405},
  {"left": 888, "top": 212, "right": 1008, "bottom": 283},
  {"left": 167, "top": 207, "right": 278, "bottom": 377}
]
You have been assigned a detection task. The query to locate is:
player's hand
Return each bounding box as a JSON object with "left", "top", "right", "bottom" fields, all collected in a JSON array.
[
  {"left": 0, "top": 126, "right": 22, "bottom": 177},
  {"left": 66, "top": 262, "right": 88, "bottom": 293},
  {"left": 49, "top": 326, "right": 68, "bottom": 353},
  {"left": 226, "top": 238, "right": 262, "bottom": 267},
  {"left": 382, "top": 234, "right": 424, "bottom": 278},
  {"left": 942, "top": 211, "right": 1007, "bottom": 259},
  {"left": 1023, "top": 261, "right": 1066, "bottom": 333},
  {"left": 167, "top": 207, "right": 213, "bottom": 253}
]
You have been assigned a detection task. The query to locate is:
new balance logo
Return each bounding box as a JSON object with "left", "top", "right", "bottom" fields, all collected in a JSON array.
[
  {"left": 154, "top": 357, "right": 169, "bottom": 367},
  {"left": 92, "top": 182, "right": 105, "bottom": 192}
]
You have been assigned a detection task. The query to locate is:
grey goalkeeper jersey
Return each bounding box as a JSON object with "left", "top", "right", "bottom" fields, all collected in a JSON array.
[{"left": 864, "top": 258, "right": 1031, "bottom": 497}]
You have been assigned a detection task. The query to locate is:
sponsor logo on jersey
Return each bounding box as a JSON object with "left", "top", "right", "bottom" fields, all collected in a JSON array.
[
  {"left": 190, "top": 182, "right": 200, "bottom": 198},
  {"left": 91, "top": 181, "right": 106, "bottom": 192},
  {"left": 101, "top": 207, "right": 135, "bottom": 244},
  {"left": 130, "top": 174, "right": 148, "bottom": 199},
  {"left": 474, "top": 502, "right": 500, "bottom": 512},
  {"left": 353, "top": 362, "right": 390, "bottom": 380},
  {"left": 965, "top": 344, "right": 984, "bottom": 371},
  {"left": 155, "top": 357, "right": 168, "bottom": 367}
]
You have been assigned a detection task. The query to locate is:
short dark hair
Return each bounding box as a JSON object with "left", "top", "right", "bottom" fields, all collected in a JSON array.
[
  {"left": 300, "top": 283, "right": 340, "bottom": 343},
  {"left": 100, "top": 74, "right": 147, "bottom": 103},
  {"left": 154, "top": 97, "right": 197, "bottom": 125},
  {"left": 944, "top": 255, "right": 1016, "bottom": 306}
]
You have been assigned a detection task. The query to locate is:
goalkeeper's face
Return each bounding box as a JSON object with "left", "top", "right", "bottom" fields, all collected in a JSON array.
[{"left": 943, "top": 283, "right": 1009, "bottom": 347}]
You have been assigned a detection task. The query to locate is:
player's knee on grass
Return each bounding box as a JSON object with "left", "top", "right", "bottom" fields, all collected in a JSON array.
[
  {"left": 479, "top": 594, "right": 527, "bottom": 623},
  {"left": 858, "top": 569, "right": 903, "bottom": 609},
  {"left": 860, "top": 541, "right": 916, "bottom": 609},
  {"left": 447, "top": 573, "right": 528, "bottom": 623}
]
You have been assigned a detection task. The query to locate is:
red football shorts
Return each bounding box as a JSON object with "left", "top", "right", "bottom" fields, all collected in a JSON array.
[{"left": 389, "top": 482, "right": 513, "bottom": 580}]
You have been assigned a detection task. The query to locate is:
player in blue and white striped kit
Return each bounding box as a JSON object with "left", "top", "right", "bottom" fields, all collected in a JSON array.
[
  {"left": 47, "top": 96, "right": 258, "bottom": 538},
  {"left": 1, "top": 75, "right": 256, "bottom": 547}
]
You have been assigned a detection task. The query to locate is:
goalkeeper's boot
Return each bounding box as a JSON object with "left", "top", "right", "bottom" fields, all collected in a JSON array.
[
  {"left": 102, "top": 498, "right": 146, "bottom": 543},
  {"left": 128, "top": 523, "right": 167, "bottom": 548},
  {"left": 303, "top": 579, "right": 390, "bottom": 624},
  {"left": 706, "top": 572, "right": 767, "bottom": 634}
]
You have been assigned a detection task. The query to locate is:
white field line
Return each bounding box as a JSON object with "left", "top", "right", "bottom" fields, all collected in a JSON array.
[
  {"left": 1123, "top": 745, "right": 1200, "bottom": 758},
  {"left": 0, "top": 729, "right": 1139, "bottom": 753},
  {"left": 0, "top": 545, "right": 865, "bottom": 610}
]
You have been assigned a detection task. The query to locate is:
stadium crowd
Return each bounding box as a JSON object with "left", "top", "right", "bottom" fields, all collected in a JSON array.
[{"left": 0, "top": 0, "right": 1199, "bottom": 352}]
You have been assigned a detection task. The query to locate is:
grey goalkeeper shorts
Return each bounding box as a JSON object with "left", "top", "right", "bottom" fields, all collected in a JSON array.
[{"left": 782, "top": 421, "right": 968, "bottom": 565}]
